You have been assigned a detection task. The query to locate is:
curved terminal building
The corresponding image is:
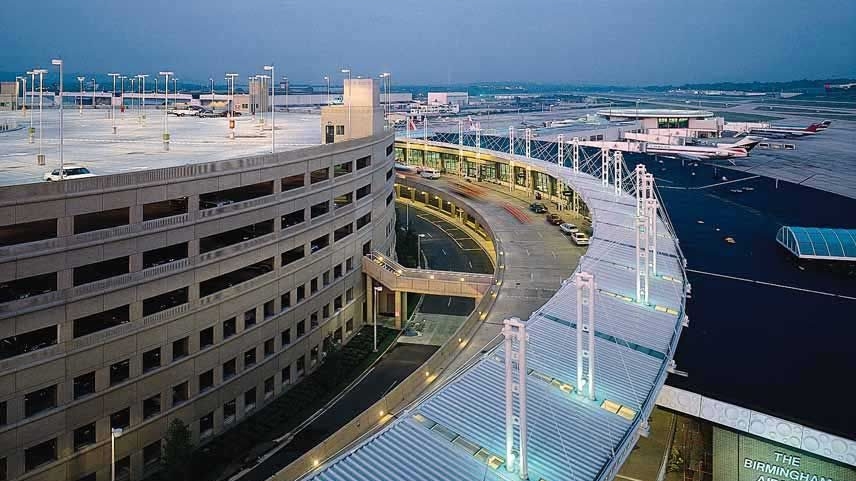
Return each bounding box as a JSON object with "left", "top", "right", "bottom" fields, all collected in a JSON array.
[
  {"left": 283, "top": 136, "right": 690, "bottom": 481},
  {"left": 0, "top": 79, "right": 395, "bottom": 481}
]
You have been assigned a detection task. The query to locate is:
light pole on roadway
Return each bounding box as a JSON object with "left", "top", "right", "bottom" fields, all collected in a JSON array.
[
  {"left": 340, "top": 68, "right": 351, "bottom": 136},
  {"left": 324, "top": 75, "right": 330, "bottom": 105},
  {"left": 225, "top": 72, "right": 239, "bottom": 139},
  {"left": 108, "top": 72, "right": 120, "bottom": 133},
  {"left": 159, "top": 71, "right": 173, "bottom": 150},
  {"left": 417, "top": 233, "right": 426, "bottom": 269},
  {"left": 77, "top": 76, "right": 85, "bottom": 115},
  {"left": 26, "top": 70, "right": 35, "bottom": 142},
  {"left": 32, "top": 68, "right": 47, "bottom": 166},
  {"left": 51, "top": 59, "right": 64, "bottom": 179},
  {"left": 264, "top": 64, "right": 275, "bottom": 153},
  {"left": 373, "top": 285, "right": 383, "bottom": 352},
  {"left": 137, "top": 74, "right": 148, "bottom": 122},
  {"left": 111, "top": 427, "right": 123, "bottom": 481}
]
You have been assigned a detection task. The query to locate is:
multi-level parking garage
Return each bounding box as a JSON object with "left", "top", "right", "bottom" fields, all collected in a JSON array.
[{"left": 0, "top": 79, "right": 395, "bottom": 481}]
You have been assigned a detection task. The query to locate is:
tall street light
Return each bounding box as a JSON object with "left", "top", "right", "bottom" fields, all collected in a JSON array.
[
  {"left": 111, "top": 427, "right": 123, "bottom": 481},
  {"left": 108, "top": 72, "right": 120, "bottom": 133},
  {"left": 129, "top": 77, "right": 136, "bottom": 113},
  {"left": 248, "top": 75, "right": 255, "bottom": 118},
  {"left": 263, "top": 65, "right": 275, "bottom": 153},
  {"left": 324, "top": 75, "right": 330, "bottom": 105},
  {"left": 33, "top": 68, "right": 48, "bottom": 165},
  {"left": 119, "top": 75, "right": 127, "bottom": 114},
  {"left": 26, "top": 70, "right": 35, "bottom": 142},
  {"left": 373, "top": 285, "right": 383, "bottom": 352},
  {"left": 17, "top": 76, "right": 26, "bottom": 114},
  {"left": 51, "top": 59, "right": 64, "bottom": 179},
  {"left": 77, "top": 76, "right": 85, "bottom": 115},
  {"left": 380, "top": 72, "right": 390, "bottom": 128},
  {"left": 91, "top": 77, "right": 97, "bottom": 110},
  {"left": 137, "top": 74, "right": 148, "bottom": 122},
  {"left": 209, "top": 77, "right": 214, "bottom": 109},
  {"left": 341, "top": 68, "right": 351, "bottom": 137},
  {"left": 417, "top": 233, "right": 426, "bottom": 269},
  {"left": 159, "top": 71, "right": 173, "bottom": 150},
  {"left": 226, "top": 73, "right": 239, "bottom": 139},
  {"left": 282, "top": 77, "right": 288, "bottom": 112}
]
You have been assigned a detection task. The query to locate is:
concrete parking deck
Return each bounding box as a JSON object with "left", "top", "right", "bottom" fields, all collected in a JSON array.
[{"left": 0, "top": 109, "right": 320, "bottom": 186}]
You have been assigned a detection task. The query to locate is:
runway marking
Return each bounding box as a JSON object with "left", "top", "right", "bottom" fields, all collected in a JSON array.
[{"left": 687, "top": 268, "right": 856, "bottom": 300}]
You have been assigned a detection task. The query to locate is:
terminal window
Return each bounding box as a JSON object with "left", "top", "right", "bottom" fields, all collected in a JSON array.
[
  {"left": 24, "top": 438, "right": 56, "bottom": 471},
  {"left": 143, "top": 395, "right": 161, "bottom": 419},
  {"left": 73, "top": 372, "right": 96, "bottom": 399},
  {"left": 110, "top": 407, "right": 130, "bottom": 430},
  {"left": 24, "top": 385, "right": 57, "bottom": 418}
]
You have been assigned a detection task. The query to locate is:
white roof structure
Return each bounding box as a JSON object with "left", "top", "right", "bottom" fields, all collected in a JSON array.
[
  {"left": 303, "top": 139, "right": 688, "bottom": 481},
  {"left": 776, "top": 226, "right": 856, "bottom": 260}
]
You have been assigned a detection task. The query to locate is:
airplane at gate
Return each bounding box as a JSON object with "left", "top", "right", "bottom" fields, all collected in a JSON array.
[{"left": 732, "top": 120, "right": 831, "bottom": 139}]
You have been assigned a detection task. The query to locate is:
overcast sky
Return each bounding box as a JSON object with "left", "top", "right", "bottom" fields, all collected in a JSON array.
[{"left": 2, "top": 0, "right": 854, "bottom": 86}]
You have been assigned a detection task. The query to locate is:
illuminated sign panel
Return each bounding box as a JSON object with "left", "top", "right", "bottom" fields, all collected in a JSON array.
[{"left": 714, "top": 427, "right": 856, "bottom": 481}]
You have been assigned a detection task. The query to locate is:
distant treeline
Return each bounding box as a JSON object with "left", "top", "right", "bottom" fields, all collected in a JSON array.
[{"left": 657, "top": 78, "right": 856, "bottom": 92}]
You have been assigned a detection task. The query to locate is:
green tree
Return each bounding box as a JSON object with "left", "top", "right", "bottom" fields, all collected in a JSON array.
[{"left": 162, "top": 418, "right": 192, "bottom": 480}]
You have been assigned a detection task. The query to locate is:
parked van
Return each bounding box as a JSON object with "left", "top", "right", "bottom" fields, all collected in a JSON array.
[{"left": 420, "top": 168, "right": 441, "bottom": 179}]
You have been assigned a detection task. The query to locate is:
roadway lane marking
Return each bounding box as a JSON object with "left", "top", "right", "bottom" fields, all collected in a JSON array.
[{"left": 441, "top": 249, "right": 447, "bottom": 256}]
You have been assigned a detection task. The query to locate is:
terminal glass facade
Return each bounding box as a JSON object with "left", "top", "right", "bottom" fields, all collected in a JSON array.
[{"left": 657, "top": 117, "right": 690, "bottom": 128}]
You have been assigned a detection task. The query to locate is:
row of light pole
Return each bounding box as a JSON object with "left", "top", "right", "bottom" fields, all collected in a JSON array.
[{"left": 13, "top": 66, "right": 377, "bottom": 177}]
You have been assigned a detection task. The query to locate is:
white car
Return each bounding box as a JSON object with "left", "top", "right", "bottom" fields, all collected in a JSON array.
[
  {"left": 559, "top": 223, "right": 579, "bottom": 235},
  {"left": 570, "top": 232, "right": 590, "bottom": 246},
  {"left": 420, "top": 167, "right": 441, "bottom": 179},
  {"left": 168, "top": 106, "right": 200, "bottom": 117},
  {"left": 394, "top": 162, "right": 417, "bottom": 172},
  {"left": 43, "top": 166, "right": 95, "bottom": 181}
]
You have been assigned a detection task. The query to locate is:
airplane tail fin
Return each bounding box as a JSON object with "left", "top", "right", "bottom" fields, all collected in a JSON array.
[{"left": 733, "top": 136, "right": 762, "bottom": 151}]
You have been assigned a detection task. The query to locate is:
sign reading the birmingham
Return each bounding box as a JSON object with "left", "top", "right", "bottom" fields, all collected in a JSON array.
[
  {"left": 714, "top": 428, "right": 856, "bottom": 481},
  {"left": 744, "top": 452, "right": 836, "bottom": 481}
]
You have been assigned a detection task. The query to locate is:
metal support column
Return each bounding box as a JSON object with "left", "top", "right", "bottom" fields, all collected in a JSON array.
[
  {"left": 475, "top": 123, "right": 481, "bottom": 163},
  {"left": 405, "top": 115, "right": 411, "bottom": 164},
  {"left": 509, "top": 126, "right": 515, "bottom": 156},
  {"left": 557, "top": 134, "right": 564, "bottom": 166},
  {"left": 572, "top": 137, "right": 580, "bottom": 214},
  {"left": 572, "top": 137, "right": 580, "bottom": 173},
  {"left": 458, "top": 120, "right": 464, "bottom": 176},
  {"left": 636, "top": 215, "right": 650, "bottom": 305},
  {"left": 613, "top": 151, "right": 623, "bottom": 196},
  {"left": 601, "top": 147, "right": 610, "bottom": 188},
  {"left": 503, "top": 317, "right": 529, "bottom": 479},
  {"left": 646, "top": 198, "right": 659, "bottom": 275},
  {"left": 634, "top": 164, "right": 647, "bottom": 217},
  {"left": 575, "top": 272, "right": 596, "bottom": 400}
]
